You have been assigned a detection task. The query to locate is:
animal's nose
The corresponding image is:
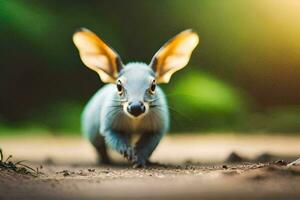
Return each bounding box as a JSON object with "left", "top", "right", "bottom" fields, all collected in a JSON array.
[{"left": 127, "top": 101, "right": 146, "bottom": 117}]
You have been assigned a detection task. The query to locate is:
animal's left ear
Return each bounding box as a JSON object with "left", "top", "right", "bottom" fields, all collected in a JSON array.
[{"left": 149, "top": 29, "right": 199, "bottom": 83}]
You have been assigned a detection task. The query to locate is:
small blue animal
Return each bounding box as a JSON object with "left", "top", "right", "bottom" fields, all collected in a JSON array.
[{"left": 73, "top": 28, "right": 199, "bottom": 167}]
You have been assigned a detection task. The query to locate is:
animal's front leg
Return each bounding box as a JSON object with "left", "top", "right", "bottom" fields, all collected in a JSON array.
[
  {"left": 103, "top": 130, "right": 133, "bottom": 161},
  {"left": 133, "top": 132, "right": 163, "bottom": 168}
]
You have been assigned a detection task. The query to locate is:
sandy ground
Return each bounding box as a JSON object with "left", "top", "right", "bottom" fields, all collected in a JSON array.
[{"left": 0, "top": 133, "right": 300, "bottom": 200}]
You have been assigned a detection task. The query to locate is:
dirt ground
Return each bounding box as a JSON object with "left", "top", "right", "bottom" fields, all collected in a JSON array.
[{"left": 0, "top": 133, "right": 300, "bottom": 200}]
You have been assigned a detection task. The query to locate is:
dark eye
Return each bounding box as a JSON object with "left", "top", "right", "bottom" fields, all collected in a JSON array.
[
  {"left": 149, "top": 80, "right": 156, "bottom": 94},
  {"left": 116, "top": 80, "right": 123, "bottom": 94}
]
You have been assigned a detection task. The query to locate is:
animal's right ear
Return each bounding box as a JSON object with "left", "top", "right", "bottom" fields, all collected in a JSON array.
[{"left": 73, "top": 28, "right": 123, "bottom": 83}]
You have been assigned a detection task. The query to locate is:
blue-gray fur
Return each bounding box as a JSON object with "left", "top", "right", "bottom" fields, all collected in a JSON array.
[{"left": 82, "top": 62, "right": 169, "bottom": 166}]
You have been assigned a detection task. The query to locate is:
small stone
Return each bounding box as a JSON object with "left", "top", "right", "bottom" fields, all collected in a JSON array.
[
  {"left": 226, "top": 152, "right": 245, "bottom": 163},
  {"left": 274, "top": 160, "right": 288, "bottom": 166}
]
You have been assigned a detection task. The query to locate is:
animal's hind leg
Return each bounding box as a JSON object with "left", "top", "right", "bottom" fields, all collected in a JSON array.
[{"left": 90, "top": 133, "right": 111, "bottom": 164}]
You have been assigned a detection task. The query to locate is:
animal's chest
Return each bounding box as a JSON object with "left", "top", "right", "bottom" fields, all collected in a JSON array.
[{"left": 111, "top": 114, "right": 162, "bottom": 134}]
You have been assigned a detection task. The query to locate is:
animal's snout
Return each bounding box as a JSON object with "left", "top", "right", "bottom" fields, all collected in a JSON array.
[{"left": 127, "top": 101, "right": 146, "bottom": 117}]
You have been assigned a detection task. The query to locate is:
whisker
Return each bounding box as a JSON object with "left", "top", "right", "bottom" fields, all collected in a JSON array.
[
  {"left": 147, "top": 98, "right": 160, "bottom": 103},
  {"left": 148, "top": 93, "right": 202, "bottom": 104},
  {"left": 149, "top": 105, "right": 159, "bottom": 108},
  {"left": 108, "top": 105, "right": 122, "bottom": 108},
  {"left": 105, "top": 106, "right": 122, "bottom": 117},
  {"left": 110, "top": 109, "right": 125, "bottom": 127},
  {"left": 151, "top": 103, "right": 194, "bottom": 125},
  {"left": 155, "top": 104, "right": 188, "bottom": 130},
  {"left": 168, "top": 106, "right": 192, "bottom": 120},
  {"left": 112, "top": 99, "right": 126, "bottom": 103},
  {"left": 107, "top": 112, "right": 118, "bottom": 120}
]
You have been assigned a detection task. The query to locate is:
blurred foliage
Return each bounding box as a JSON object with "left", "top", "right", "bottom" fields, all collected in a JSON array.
[
  {"left": 1, "top": 0, "right": 300, "bottom": 134},
  {"left": 165, "top": 70, "right": 246, "bottom": 131},
  {"left": 240, "top": 106, "right": 300, "bottom": 133},
  {"left": 30, "top": 101, "right": 83, "bottom": 132}
]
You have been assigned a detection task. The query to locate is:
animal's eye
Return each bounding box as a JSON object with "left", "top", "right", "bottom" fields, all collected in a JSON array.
[
  {"left": 149, "top": 80, "right": 156, "bottom": 94},
  {"left": 116, "top": 80, "right": 123, "bottom": 94}
]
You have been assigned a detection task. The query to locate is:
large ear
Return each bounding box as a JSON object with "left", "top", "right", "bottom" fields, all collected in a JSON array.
[
  {"left": 73, "top": 28, "right": 123, "bottom": 83},
  {"left": 150, "top": 29, "right": 199, "bottom": 83}
]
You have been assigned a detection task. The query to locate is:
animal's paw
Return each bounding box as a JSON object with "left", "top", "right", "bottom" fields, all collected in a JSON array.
[
  {"left": 121, "top": 147, "right": 134, "bottom": 161},
  {"left": 131, "top": 152, "right": 146, "bottom": 168},
  {"left": 132, "top": 160, "right": 146, "bottom": 168}
]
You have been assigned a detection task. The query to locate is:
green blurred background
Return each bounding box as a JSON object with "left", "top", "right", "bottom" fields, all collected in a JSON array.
[{"left": 1, "top": 0, "right": 300, "bottom": 134}]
